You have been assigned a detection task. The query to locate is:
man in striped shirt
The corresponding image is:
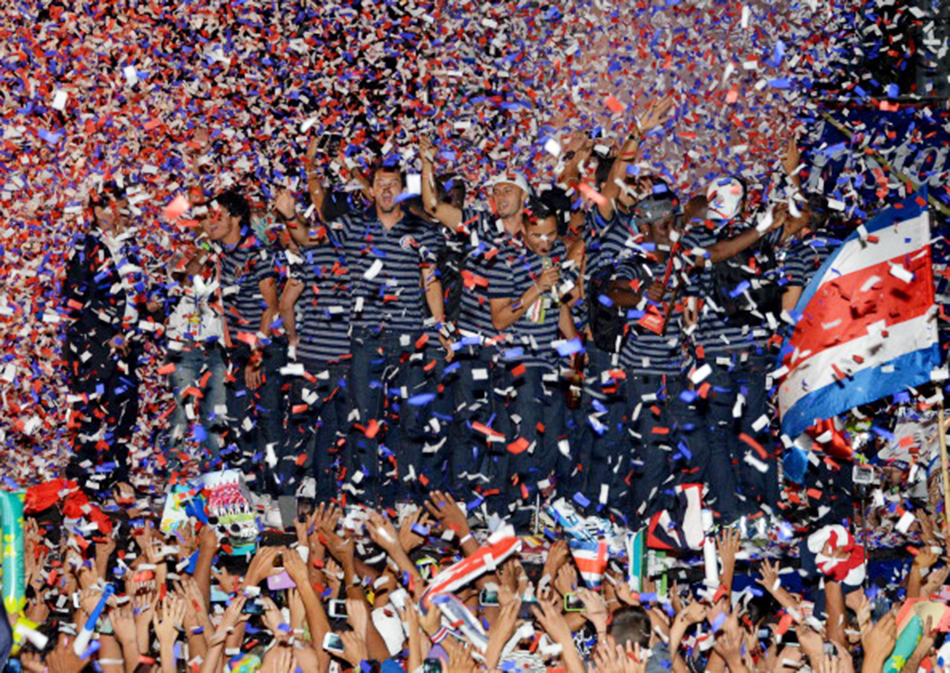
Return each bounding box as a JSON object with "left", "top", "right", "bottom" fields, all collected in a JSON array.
[
  {"left": 200, "top": 190, "right": 283, "bottom": 492},
  {"left": 610, "top": 186, "right": 693, "bottom": 527},
  {"left": 331, "top": 163, "right": 447, "bottom": 507},
  {"left": 274, "top": 189, "right": 351, "bottom": 501},
  {"left": 678, "top": 178, "right": 789, "bottom": 522},
  {"left": 489, "top": 200, "right": 581, "bottom": 526},
  {"left": 419, "top": 137, "right": 529, "bottom": 506}
]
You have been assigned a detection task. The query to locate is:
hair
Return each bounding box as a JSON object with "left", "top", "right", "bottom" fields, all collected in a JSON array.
[
  {"left": 804, "top": 193, "right": 831, "bottom": 232},
  {"left": 369, "top": 161, "right": 406, "bottom": 188},
  {"left": 88, "top": 181, "right": 127, "bottom": 227},
  {"left": 212, "top": 189, "right": 252, "bottom": 230},
  {"left": 608, "top": 606, "right": 652, "bottom": 648},
  {"left": 522, "top": 196, "right": 556, "bottom": 227},
  {"left": 437, "top": 173, "right": 466, "bottom": 207},
  {"left": 595, "top": 157, "right": 616, "bottom": 188}
]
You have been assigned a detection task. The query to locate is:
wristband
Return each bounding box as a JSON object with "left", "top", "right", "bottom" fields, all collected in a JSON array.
[
  {"left": 99, "top": 659, "right": 125, "bottom": 666},
  {"left": 459, "top": 533, "right": 473, "bottom": 545},
  {"left": 430, "top": 626, "right": 450, "bottom": 644}
]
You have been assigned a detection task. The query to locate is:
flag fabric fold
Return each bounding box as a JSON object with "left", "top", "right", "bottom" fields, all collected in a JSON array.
[{"left": 778, "top": 191, "right": 940, "bottom": 440}]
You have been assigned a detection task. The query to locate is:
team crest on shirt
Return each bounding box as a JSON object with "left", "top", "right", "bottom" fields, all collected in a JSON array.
[{"left": 400, "top": 235, "right": 418, "bottom": 251}]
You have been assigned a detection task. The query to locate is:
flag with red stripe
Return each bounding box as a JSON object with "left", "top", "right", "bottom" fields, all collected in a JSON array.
[
  {"left": 568, "top": 539, "right": 609, "bottom": 589},
  {"left": 421, "top": 531, "right": 521, "bottom": 604},
  {"left": 778, "top": 191, "right": 940, "bottom": 440}
]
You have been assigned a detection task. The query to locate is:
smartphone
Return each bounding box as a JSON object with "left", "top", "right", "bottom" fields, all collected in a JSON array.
[
  {"left": 242, "top": 599, "right": 265, "bottom": 615},
  {"left": 323, "top": 632, "right": 345, "bottom": 655},
  {"left": 479, "top": 589, "right": 499, "bottom": 607},
  {"left": 423, "top": 659, "right": 442, "bottom": 673},
  {"left": 328, "top": 599, "right": 348, "bottom": 619},
  {"left": 563, "top": 593, "right": 584, "bottom": 612},
  {"left": 267, "top": 570, "right": 297, "bottom": 591}
]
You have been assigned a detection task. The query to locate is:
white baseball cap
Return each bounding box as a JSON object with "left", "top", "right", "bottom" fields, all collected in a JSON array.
[{"left": 489, "top": 171, "right": 531, "bottom": 195}]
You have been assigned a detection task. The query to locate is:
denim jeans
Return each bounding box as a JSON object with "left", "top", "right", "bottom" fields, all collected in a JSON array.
[
  {"left": 576, "top": 343, "right": 629, "bottom": 515},
  {"left": 346, "top": 327, "right": 437, "bottom": 507},
  {"left": 626, "top": 372, "right": 696, "bottom": 527},
  {"left": 66, "top": 349, "right": 139, "bottom": 493},
  {"left": 498, "top": 363, "right": 565, "bottom": 527},
  {"left": 693, "top": 348, "right": 775, "bottom": 520},
  {"left": 224, "top": 339, "right": 287, "bottom": 493},
  {"left": 278, "top": 362, "right": 349, "bottom": 499},
  {"left": 165, "top": 344, "right": 227, "bottom": 469},
  {"left": 448, "top": 345, "right": 510, "bottom": 500}
]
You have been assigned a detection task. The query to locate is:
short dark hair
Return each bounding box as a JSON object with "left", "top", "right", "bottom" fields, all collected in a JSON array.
[
  {"left": 369, "top": 162, "right": 406, "bottom": 188},
  {"left": 88, "top": 181, "right": 127, "bottom": 227},
  {"left": 609, "top": 606, "right": 651, "bottom": 648},
  {"left": 212, "top": 189, "right": 251, "bottom": 230},
  {"left": 437, "top": 173, "right": 466, "bottom": 206},
  {"left": 595, "top": 157, "right": 616, "bottom": 189},
  {"left": 523, "top": 196, "right": 555, "bottom": 226}
]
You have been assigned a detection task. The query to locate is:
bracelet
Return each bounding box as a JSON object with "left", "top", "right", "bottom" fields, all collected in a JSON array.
[
  {"left": 459, "top": 533, "right": 472, "bottom": 545},
  {"left": 276, "top": 210, "right": 299, "bottom": 222},
  {"left": 99, "top": 659, "right": 125, "bottom": 666},
  {"left": 430, "top": 626, "right": 450, "bottom": 644}
]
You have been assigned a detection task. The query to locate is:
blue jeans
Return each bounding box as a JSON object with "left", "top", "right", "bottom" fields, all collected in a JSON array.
[
  {"left": 347, "top": 328, "right": 437, "bottom": 507},
  {"left": 448, "top": 346, "right": 510, "bottom": 500},
  {"left": 626, "top": 372, "right": 696, "bottom": 527},
  {"left": 165, "top": 344, "right": 227, "bottom": 468},
  {"left": 278, "top": 362, "right": 349, "bottom": 499},
  {"left": 499, "top": 363, "right": 565, "bottom": 527},
  {"left": 224, "top": 340, "right": 287, "bottom": 493},
  {"left": 694, "top": 348, "right": 774, "bottom": 519},
  {"left": 576, "top": 343, "right": 628, "bottom": 514}
]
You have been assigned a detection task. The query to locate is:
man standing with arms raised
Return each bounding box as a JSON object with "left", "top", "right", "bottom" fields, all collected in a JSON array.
[
  {"left": 419, "top": 137, "right": 529, "bottom": 510},
  {"left": 334, "top": 161, "right": 447, "bottom": 507}
]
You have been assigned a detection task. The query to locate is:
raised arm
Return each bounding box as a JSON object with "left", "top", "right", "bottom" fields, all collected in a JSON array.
[
  {"left": 420, "top": 136, "right": 463, "bottom": 232},
  {"left": 599, "top": 93, "right": 675, "bottom": 220}
]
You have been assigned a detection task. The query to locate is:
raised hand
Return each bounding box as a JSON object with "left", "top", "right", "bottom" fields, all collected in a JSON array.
[
  {"left": 424, "top": 490, "right": 471, "bottom": 540},
  {"left": 338, "top": 631, "right": 369, "bottom": 667},
  {"left": 275, "top": 189, "right": 296, "bottom": 220},
  {"left": 365, "top": 509, "right": 401, "bottom": 555},
  {"left": 577, "top": 588, "right": 609, "bottom": 634},
  {"left": 782, "top": 134, "right": 801, "bottom": 177},
  {"left": 637, "top": 93, "right": 675, "bottom": 134},
  {"left": 531, "top": 587, "right": 572, "bottom": 646},
  {"left": 45, "top": 634, "right": 89, "bottom": 673},
  {"left": 398, "top": 509, "right": 433, "bottom": 553}
]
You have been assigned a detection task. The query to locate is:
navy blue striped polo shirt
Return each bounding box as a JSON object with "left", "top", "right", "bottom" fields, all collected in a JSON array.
[
  {"left": 286, "top": 241, "right": 352, "bottom": 368},
  {"left": 454, "top": 208, "right": 523, "bottom": 340},
  {"left": 679, "top": 221, "right": 783, "bottom": 354},
  {"left": 219, "top": 233, "right": 279, "bottom": 345},
  {"left": 333, "top": 207, "right": 440, "bottom": 334},
  {"left": 614, "top": 257, "right": 691, "bottom": 375},
  {"left": 488, "top": 239, "right": 578, "bottom": 369}
]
